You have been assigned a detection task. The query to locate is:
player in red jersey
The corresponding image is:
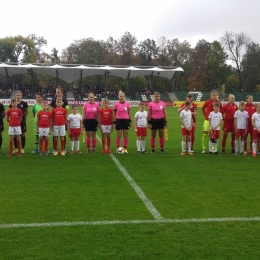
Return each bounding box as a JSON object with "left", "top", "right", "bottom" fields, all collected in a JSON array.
[
  {"left": 0, "top": 102, "right": 5, "bottom": 152},
  {"left": 221, "top": 94, "right": 238, "bottom": 153},
  {"left": 52, "top": 99, "right": 67, "bottom": 156},
  {"left": 244, "top": 95, "right": 256, "bottom": 154},
  {"left": 37, "top": 101, "right": 52, "bottom": 156},
  {"left": 6, "top": 99, "right": 23, "bottom": 156},
  {"left": 201, "top": 90, "right": 223, "bottom": 153},
  {"left": 178, "top": 93, "right": 197, "bottom": 152},
  {"left": 99, "top": 99, "right": 113, "bottom": 154}
]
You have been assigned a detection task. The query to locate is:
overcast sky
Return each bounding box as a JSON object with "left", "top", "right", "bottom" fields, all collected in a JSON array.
[{"left": 1, "top": 0, "right": 259, "bottom": 54}]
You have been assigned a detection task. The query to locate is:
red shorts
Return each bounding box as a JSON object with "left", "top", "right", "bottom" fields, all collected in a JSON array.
[
  {"left": 222, "top": 120, "right": 235, "bottom": 132},
  {"left": 210, "top": 130, "right": 220, "bottom": 140},
  {"left": 69, "top": 128, "right": 81, "bottom": 138},
  {"left": 252, "top": 129, "right": 260, "bottom": 139},
  {"left": 136, "top": 127, "right": 147, "bottom": 137},
  {"left": 182, "top": 128, "right": 192, "bottom": 136},
  {"left": 236, "top": 129, "right": 247, "bottom": 137}
]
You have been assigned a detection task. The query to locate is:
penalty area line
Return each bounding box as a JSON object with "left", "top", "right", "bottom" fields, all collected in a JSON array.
[
  {"left": 96, "top": 135, "right": 164, "bottom": 220},
  {"left": 1, "top": 217, "right": 260, "bottom": 229}
]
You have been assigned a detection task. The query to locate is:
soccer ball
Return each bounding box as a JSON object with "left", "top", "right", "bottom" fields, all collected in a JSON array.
[{"left": 116, "top": 147, "right": 125, "bottom": 154}]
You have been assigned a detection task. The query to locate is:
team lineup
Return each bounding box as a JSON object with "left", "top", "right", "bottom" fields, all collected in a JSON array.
[{"left": 1, "top": 88, "right": 260, "bottom": 156}]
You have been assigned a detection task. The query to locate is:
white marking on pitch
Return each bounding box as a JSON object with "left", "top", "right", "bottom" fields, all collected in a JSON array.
[
  {"left": 1, "top": 217, "right": 260, "bottom": 229},
  {"left": 96, "top": 135, "right": 163, "bottom": 220}
]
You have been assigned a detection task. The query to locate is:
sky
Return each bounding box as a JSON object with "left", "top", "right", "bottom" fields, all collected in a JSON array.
[{"left": 1, "top": 0, "right": 260, "bottom": 55}]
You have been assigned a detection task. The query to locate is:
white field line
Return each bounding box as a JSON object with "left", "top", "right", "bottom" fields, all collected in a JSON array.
[
  {"left": 96, "top": 135, "right": 164, "bottom": 220},
  {"left": 1, "top": 217, "right": 260, "bottom": 229}
]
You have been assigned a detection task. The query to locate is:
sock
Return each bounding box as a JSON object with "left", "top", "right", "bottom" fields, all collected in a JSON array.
[
  {"left": 17, "top": 140, "right": 21, "bottom": 153},
  {"left": 215, "top": 140, "right": 218, "bottom": 152},
  {"left": 231, "top": 135, "right": 235, "bottom": 150},
  {"left": 252, "top": 143, "right": 256, "bottom": 153},
  {"left": 250, "top": 138, "right": 253, "bottom": 153},
  {"left": 240, "top": 141, "right": 244, "bottom": 153},
  {"left": 141, "top": 140, "right": 146, "bottom": 151},
  {"left": 53, "top": 136, "right": 55, "bottom": 150},
  {"left": 102, "top": 139, "right": 106, "bottom": 149},
  {"left": 45, "top": 139, "right": 49, "bottom": 153},
  {"left": 244, "top": 135, "right": 248, "bottom": 152},
  {"left": 9, "top": 141, "right": 13, "bottom": 153},
  {"left": 187, "top": 141, "right": 191, "bottom": 152},
  {"left": 182, "top": 141, "right": 186, "bottom": 152},
  {"left": 76, "top": 141, "right": 80, "bottom": 150},
  {"left": 39, "top": 138, "right": 44, "bottom": 153},
  {"left": 21, "top": 136, "right": 25, "bottom": 148},
  {"left": 0, "top": 135, "right": 2, "bottom": 148},
  {"left": 86, "top": 138, "right": 90, "bottom": 149},
  {"left": 222, "top": 135, "right": 227, "bottom": 149},
  {"left": 107, "top": 138, "right": 111, "bottom": 149},
  {"left": 235, "top": 140, "right": 238, "bottom": 153},
  {"left": 136, "top": 140, "right": 140, "bottom": 151},
  {"left": 202, "top": 133, "right": 208, "bottom": 149},
  {"left": 64, "top": 136, "right": 66, "bottom": 149},
  {"left": 124, "top": 138, "right": 128, "bottom": 149},
  {"left": 191, "top": 134, "right": 195, "bottom": 150},
  {"left": 150, "top": 137, "right": 155, "bottom": 150},
  {"left": 70, "top": 141, "right": 74, "bottom": 151},
  {"left": 116, "top": 138, "right": 120, "bottom": 148},
  {"left": 209, "top": 140, "right": 212, "bottom": 152},
  {"left": 54, "top": 140, "right": 58, "bottom": 151},
  {"left": 61, "top": 140, "right": 65, "bottom": 151},
  {"left": 14, "top": 136, "right": 17, "bottom": 148},
  {"left": 35, "top": 135, "right": 39, "bottom": 150},
  {"left": 92, "top": 138, "right": 96, "bottom": 150},
  {"left": 159, "top": 138, "right": 164, "bottom": 150}
]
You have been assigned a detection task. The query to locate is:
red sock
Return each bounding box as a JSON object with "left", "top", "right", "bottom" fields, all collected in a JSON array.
[
  {"left": 61, "top": 140, "right": 65, "bottom": 151},
  {"left": 39, "top": 138, "right": 44, "bottom": 153},
  {"left": 244, "top": 134, "right": 248, "bottom": 152},
  {"left": 107, "top": 138, "right": 111, "bottom": 149},
  {"left": 17, "top": 140, "right": 21, "bottom": 153},
  {"left": 102, "top": 139, "right": 105, "bottom": 149},
  {"left": 45, "top": 139, "right": 49, "bottom": 152},
  {"left": 123, "top": 138, "right": 128, "bottom": 149},
  {"left": 150, "top": 137, "right": 155, "bottom": 149},
  {"left": 54, "top": 140, "right": 58, "bottom": 151},
  {"left": 231, "top": 134, "right": 235, "bottom": 150},
  {"left": 9, "top": 141, "right": 13, "bottom": 153},
  {"left": 92, "top": 138, "right": 96, "bottom": 149},
  {"left": 222, "top": 135, "right": 227, "bottom": 149},
  {"left": 86, "top": 138, "right": 90, "bottom": 148},
  {"left": 159, "top": 138, "right": 164, "bottom": 149}
]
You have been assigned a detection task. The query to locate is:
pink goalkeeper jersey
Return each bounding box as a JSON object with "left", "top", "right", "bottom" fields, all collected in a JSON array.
[
  {"left": 113, "top": 101, "right": 131, "bottom": 119},
  {"left": 83, "top": 102, "right": 99, "bottom": 119},
  {"left": 148, "top": 101, "right": 165, "bottom": 119}
]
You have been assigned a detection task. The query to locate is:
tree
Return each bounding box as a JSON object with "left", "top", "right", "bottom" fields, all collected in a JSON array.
[
  {"left": 137, "top": 38, "right": 158, "bottom": 66},
  {"left": 221, "top": 31, "right": 251, "bottom": 89}
]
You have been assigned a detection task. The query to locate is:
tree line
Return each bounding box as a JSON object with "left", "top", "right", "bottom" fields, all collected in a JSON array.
[{"left": 0, "top": 32, "right": 259, "bottom": 92}]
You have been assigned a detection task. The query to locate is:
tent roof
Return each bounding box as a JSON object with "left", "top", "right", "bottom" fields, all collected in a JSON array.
[{"left": 0, "top": 63, "right": 184, "bottom": 83}]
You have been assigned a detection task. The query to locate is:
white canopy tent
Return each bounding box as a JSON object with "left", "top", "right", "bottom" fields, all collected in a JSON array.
[{"left": 0, "top": 63, "right": 184, "bottom": 86}]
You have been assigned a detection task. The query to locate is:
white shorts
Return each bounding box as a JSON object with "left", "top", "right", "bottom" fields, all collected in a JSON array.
[
  {"left": 53, "top": 125, "right": 66, "bottom": 136},
  {"left": 39, "top": 128, "right": 50, "bottom": 137},
  {"left": 8, "top": 126, "right": 22, "bottom": 135},
  {"left": 101, "top": 125, "right": 112, "bottom": 133}
]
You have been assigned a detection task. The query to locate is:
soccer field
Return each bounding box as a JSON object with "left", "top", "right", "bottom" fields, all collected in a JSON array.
[{"left": 0, "top": 106, "right": 260, "bottom": 259}]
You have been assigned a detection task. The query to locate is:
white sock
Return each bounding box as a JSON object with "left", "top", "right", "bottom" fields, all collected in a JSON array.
[
  {"left": 182, "top": 141, "right": 186, "bottom": 152},
  {"left": 209, "top": 141, "right": 212, "bottom": 152},
  {"left": 137, "top": 140, "right": 140, "bottom": 151},
  {"left": 240, "top": 141, "right": 244, "bottom": 153},
  {"left": 252, "top": 143, "right": 256, "bottom": 153},
  {"left": 76, "top": 141, "right": 80, "bottom": 150},
  {"left": 187, "top": 142, "right": 191, "bottom": 152},
  {"left": 70, "top": 141, "right": 74, "bottom": 151},
  {"left": 215, "top": 140, "right": 218, "bottom": 152},
  {"left": 235, "top": 140, "right": 238, "bottom": 153},
  {"left": 141, "top": 140, "right": 146, "bottom": 151}
]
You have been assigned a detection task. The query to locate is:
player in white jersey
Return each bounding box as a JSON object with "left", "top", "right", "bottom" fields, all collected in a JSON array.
[
  {"left": 180, "top": 101, "right": 193, "bottom": 155},
  {"left": 67, "top": 106, "right": 83, "bottom": 154},
  {"left": 251, "top": 103, "right": 260, "bottom": 157},
  {"left": 134, "top": 102, "right": 148, "bottom": 154},
  {"left": 234, "top": 101, "right": 249, "bottom": 155},
  {"left": 208, "top": 103, "right": 223, "bottom": 154}
]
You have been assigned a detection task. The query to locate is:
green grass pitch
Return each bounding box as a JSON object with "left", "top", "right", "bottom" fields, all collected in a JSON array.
[{"left": 0, "top": 105, "right": 260, "bottom": 259}]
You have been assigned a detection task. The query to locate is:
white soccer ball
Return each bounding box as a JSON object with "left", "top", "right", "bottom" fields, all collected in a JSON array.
[{"left": 116, "top": 147, "right": 125, "bottom": 154}]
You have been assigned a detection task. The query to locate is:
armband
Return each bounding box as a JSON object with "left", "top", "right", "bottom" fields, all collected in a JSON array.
[
  {"left": 148, "top": 120, "right": 152, "bottom": 124},
  {"left": 113, "top": 121, "right": 116, "bottom": 124}
]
